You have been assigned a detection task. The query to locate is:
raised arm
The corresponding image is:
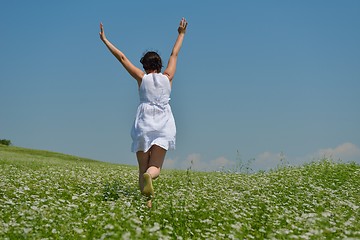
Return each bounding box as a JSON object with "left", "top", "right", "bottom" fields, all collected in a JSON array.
[
  {"left": 99, "top": 23, "right": 144, "bottom": 84},
  {"left": 164, "top": 18, "right": 188, "bottom": 82}
]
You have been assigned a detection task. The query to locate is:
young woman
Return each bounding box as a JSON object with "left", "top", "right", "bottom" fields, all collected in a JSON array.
[{"left": 99, "top": 18, "right": 188, "bottom": 207}]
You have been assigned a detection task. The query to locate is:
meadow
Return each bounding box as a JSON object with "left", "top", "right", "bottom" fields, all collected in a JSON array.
[{"left": 0, "top": 145, "right": 359, "bottom": 239}]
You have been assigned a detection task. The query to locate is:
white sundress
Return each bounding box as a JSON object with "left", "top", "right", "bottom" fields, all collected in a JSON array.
[{"left": 131, "top": 73, "right": 176, "bottom": 153}]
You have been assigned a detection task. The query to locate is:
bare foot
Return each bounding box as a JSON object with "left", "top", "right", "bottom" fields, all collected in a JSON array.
[
  {"left": 146, "top": 199, "right": 152, "bottom": 208},
  {"left": 142, "top": 173, "right": 154, "bottom": 197}
]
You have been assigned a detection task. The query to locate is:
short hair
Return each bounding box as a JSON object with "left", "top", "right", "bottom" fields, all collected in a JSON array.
[{"left": 140, "top": 51, "right": 163, "bottom": 73}]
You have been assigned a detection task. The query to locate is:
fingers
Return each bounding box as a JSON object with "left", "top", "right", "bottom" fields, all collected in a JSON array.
[
  {"left": 177, "top": 17, "right": 188, "bottom": 34},
  {"left": 100, "top": 22, "right": 104, "bottom": 32},
  {"left": 99, "top": 22, "right": 105, "bottom": 40},
  {"left": 180, "top": 17, "right": 188, "bottom": 29}
]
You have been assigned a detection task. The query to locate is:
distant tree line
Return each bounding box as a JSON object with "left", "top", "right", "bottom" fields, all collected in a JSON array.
[{"left": 0, "top": 139, "right": 12, "bottom": 146}]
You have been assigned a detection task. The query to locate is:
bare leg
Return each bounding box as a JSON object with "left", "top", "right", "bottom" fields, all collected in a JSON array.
[
  {"left": 136, "top": 151, "right": 150, "bottom": 193},
  {"left": 146, "top": 145, "right": 167, "bottom": 179},
  {"left": 136, "top": 145, "right": 167, "bottom": 208}
]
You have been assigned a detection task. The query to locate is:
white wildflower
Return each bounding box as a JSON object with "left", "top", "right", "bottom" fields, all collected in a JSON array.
[
  {"left": 104, "top": 224, "right": 114, "bottom": 230},
  {"left": 321, "top": 211, "right": 332, "bottom": 218},
  {"left": 67, "top": 204, "right": 78, "bottom": 209},
  {"left": 122, "top": 232, "right": 131, "bottom": 240},
  {"left": 132, "top": 218, "right": 142, "bottom": 226},
  {"left": 31, "top": 206, "right": 39, "bottom": 211},
  {"left": 73, "top": 227, "right": 84, "bottom": 234},
  {"left": 135, "top": 226, "right": 142, "bottom": 236},
  {"left": 149, "top": 222, "right": 161, "bottom": 232}
]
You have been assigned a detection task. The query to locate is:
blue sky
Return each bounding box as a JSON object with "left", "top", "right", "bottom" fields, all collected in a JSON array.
[{"left": 1, "top": 1, "right": 359, "bottom": 171}]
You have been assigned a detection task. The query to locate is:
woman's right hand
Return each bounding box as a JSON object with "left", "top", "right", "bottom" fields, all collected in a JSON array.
[{"left": 99, "top": 22, "right": 107, "bottom": 42}]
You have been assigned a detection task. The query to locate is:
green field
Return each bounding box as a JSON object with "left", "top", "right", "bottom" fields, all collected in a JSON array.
[{"left": 0, "top": 145, "right": 359, "bottom": 239}]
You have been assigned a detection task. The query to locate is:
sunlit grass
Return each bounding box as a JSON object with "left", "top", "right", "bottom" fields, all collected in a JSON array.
[{"left": 1, "top": 145, "right": 359, "bottom": 239}]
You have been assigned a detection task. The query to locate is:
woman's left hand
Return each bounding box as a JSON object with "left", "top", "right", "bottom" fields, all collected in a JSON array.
[
  {"left": 178, "top": 18, "right": 188, "bottom": 34},
  {"left": 99, "top": 22, "right": 107, "bottom": 42}
]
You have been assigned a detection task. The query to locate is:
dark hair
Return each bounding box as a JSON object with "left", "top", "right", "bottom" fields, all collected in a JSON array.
[{"left": 140, "top": 51, "right": 163, "bottom": 73}]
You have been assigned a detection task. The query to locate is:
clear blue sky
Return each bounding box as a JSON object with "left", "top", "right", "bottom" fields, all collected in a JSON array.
[{"left": 1, "top": 1, "right": 359, "bottom": 171}]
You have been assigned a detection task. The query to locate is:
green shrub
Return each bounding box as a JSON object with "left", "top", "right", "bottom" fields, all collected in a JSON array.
[{"left": 0, "top": 139, "right": 11, "bottom": 146}]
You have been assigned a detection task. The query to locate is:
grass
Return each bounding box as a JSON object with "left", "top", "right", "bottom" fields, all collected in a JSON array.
[{"left": 0, "top": 145, "right": 359, "bottom": 239}]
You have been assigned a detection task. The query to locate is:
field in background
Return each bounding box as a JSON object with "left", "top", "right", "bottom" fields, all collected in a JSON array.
[{"left": 1, "top": 145, "right": 359, "bottom": 239}]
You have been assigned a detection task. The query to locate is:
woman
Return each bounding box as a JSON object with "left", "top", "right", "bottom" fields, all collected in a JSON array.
[{"left": 99, "top": 18, "right": 188, "bottom": 207}]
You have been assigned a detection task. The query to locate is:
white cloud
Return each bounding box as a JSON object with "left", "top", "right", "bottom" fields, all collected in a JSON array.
[
  {"left": 165, "top": 154, "right": 235, "bottom": 171},
  {"left": 163, "top": 154, "right": 205, "bottom": 170},
  {"left": 253, "top": 151, "right": 287, "bottom": 171},
  {"left": 253, "top": 142, "right": 360, "bottom": 171},
  {"left": 291, "top": 142, "right": 360, "bottom": 167},
  {"left": 163, "top": 157, "right": 177, "bottom": 169},
  {"left": 181, "top": 153, "right": 206, "bottom": 170},
  {"left": 163, "top": 142, "right": 360, "bottom": 172},
  {"left": 313, "top": 142, "right": 360, "bottom": 162},
  {"left": 210, "top": 157, "right": 236, "bottom": 171}
]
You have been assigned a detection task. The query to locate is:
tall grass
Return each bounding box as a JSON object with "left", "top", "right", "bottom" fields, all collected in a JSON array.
[{"left": 0, "top": 145, "right": 359, "bottom": 239}]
